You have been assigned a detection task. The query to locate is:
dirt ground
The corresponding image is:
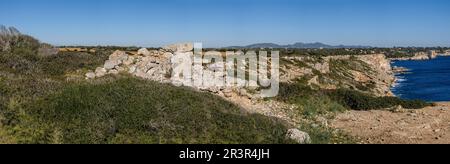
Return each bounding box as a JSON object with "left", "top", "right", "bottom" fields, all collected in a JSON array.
[{"left": 331, "top": 102, "right": 450, "bottom": 144}]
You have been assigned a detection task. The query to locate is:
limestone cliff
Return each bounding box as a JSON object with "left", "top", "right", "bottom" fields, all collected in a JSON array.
[
  {"left": 391, "top": 50, "right": 440, "bottom": 61},
  {"left": 281, "top": 54, "right": 395, "bottom": 96}
]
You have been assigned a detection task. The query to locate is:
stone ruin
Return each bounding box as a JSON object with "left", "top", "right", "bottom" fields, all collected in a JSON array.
[
  {"left": 86, "top": 43, "right": 311, "bottom": 143},
  {"left": 85, "top": 43, "right": 262, "bottom": 100}
]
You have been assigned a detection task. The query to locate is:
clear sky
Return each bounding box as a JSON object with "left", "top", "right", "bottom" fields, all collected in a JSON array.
[{"left": 1, "top": 0, "right": 449, "bottom": 47}]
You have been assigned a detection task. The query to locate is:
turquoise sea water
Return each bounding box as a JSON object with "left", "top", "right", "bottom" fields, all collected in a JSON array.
[{"left": 391, "top": 56, "right": 450, "bottom": 102}]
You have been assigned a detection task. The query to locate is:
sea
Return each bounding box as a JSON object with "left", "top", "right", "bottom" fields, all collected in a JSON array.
[{"left": 391, "top": 56, "right": 450, "bottom": 102}]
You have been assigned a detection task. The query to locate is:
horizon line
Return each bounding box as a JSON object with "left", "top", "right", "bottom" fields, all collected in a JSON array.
[{"left": 52, "top": 42, "right": 450, "bottom": 49}]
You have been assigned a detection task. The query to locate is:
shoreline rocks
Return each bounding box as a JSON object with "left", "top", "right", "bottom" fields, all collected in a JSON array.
[
  {"left": 392, "top": 66, "right": 409, "bottom": 74},
  {"left": 391, "top": 50, "right": 445, "bottom": 61}
]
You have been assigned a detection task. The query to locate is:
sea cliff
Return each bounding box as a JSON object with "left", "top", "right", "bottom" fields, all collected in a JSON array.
[
  {"left": 391, "top": 50, "right": 450, "bottom": 61},
  {"left": 281, "top": 54, "right": 395, "bottom": 97}
]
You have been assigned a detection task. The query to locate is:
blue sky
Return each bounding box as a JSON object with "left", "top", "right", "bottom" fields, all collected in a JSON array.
[{"left": 1, "top": 0, "right": 449, "bottom": 47}]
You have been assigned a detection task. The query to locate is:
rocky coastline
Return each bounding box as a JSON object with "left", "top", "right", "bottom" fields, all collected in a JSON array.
[
  {"left": 392, "top": 66, "right": 410, "bottom": 74},
  {"left": 391, "top": 50, "right": 450, "bottom": 61}
]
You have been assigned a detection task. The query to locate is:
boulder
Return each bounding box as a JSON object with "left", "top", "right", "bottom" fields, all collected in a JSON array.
[
  {"left": 149, "top": 50, "right": 159, "bottom": 56},
  {"left": 104, "top": 60, "right": 120, "bottom": 70},
  {"left": 163, "top": 52, "right": 174, "bottom": 59},
  {"left": 128, "top": 65, "right": 137, "bottom": 74},
  {"left": 104, "top": 50, "right": 128, "bottom": 70},
  {"left": 85, "top": 72, "right": 96, "bottom": 79},
  {"left": 116, "top": 67, "right": 126, "bottom": 72},
  {"left": 109, "top": 50, "right": 128, "bottom": 61},
  {"left": 239, "top": 88, "right": 253, "bottom": 99},
  {"left": 134, "top": 69, "right": 148, "bottom": 79},
  {"left": 222, "top": 88, "right": 233, "bottom": 98},
  {"left": 146, "top": 67, "right": 158, "bottom": 75},
  {"left": 109, "top": 69, "right": 119, "bottom": 75},
  {"left": 391, "top": 105, "right": 407, "bottom": 113},
  {"left": 137, "top": 48, "right": 150, "bottom": 56},
  {"left": 123, "top": 56, "right": 135, "bottom": 66},
  {"left": 163, "top": 43, "right": 193, "bottom": 52},
  {"left": 286, "top": 129, "right": 311, "bottom": 144},
  {"left": 95, "top": 67, "right": 107, "bottom": 77}
]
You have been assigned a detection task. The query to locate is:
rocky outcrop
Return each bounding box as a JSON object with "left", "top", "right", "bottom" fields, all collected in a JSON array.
[
  {"left": 87, "top": 48, "right": 173, "bottom": 83},
  {"left": 392, "top": 66, "right": 409, "bottom": 74},
  {"left": 137, "top": 48, "right": 150, "bottom": 56},
  {"left": 442, "top": 50, "right": 450, "bottom": 56},
  {"left": 357, "top": 54, "right": 395, "bottom": 96},
  {"left": 391, "top": 50, "right": 440, "bottom": 61},
  {"left": 85, "top": 72, "right": 96, "bottom": 79},
  {"left": 282, "top": 54, "right": 395, "bottom": 96},
  {"left": 429, "top": 50, "right": 438, "bottom": 59},
  {"left": 86, "top": 43, "right": 266, "bottom": 100}
]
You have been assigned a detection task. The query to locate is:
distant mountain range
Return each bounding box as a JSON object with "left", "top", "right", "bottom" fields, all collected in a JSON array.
[{"left": 225, "top": 42, "right": 371, "bottom": 49}]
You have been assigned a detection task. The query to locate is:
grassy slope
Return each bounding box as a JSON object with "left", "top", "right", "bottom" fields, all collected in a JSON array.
[
  {"left": 9, "top": 76, "right": 292, "bottom": 144},
  {"left": 0, "top": 72, "right": 293, "bottom": 144}
]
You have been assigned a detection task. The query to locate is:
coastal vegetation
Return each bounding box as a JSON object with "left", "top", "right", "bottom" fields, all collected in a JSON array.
[
  {"left": 217, "top": 46, "right": 449, "bottom": 58},
  {"left": 278, "top": 82, "right": 430, "bottom": 113},
  {"left": 0, "top": 28, "right": 293, "bottom": 144},
  {"left": 328, "top": 89, "right": 432, "bottom": 110}
]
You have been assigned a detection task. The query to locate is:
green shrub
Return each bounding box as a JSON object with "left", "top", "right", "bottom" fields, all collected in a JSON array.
[
  {"left": 278, "top": 82, "right": 316, "bottom": 101},
  {"left": 10, "top": 77, "right": 292, "bottom": 144},
  {"left": 39, "top": 51, "right": 110, "bottom": 76},
  {"left": 327, "top": 89, "right": 432, "bottom": 110},
  {"left": 276, "top": 82, "right": 354, "bottom": 144},
  {"left": 278, "top": 82, "right": 347, "bottom": 116},
  {"left": 11, "top": 35, "right": 40, "bottom": 52},
  {"left": 278, "top": 82, "right": 431, "bottom": 112}
]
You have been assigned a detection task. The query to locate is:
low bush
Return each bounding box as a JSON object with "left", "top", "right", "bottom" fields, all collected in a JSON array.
[
  {"left": 278, "top": 82, "right": 432, "bottom": 112},
  {"left": 278, "top": 82, "right": 347, "bottom": 116},
  {"left": 39, "top": 51, "right": 110, "bottom": 76},
  {"left": 327, "top": 89, "right": 432, "bottom": 110}
]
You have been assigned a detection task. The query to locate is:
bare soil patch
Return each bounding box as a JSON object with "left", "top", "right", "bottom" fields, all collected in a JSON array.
[{"left": 331, "top": 103, "right": 450, "bottom": 144}]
